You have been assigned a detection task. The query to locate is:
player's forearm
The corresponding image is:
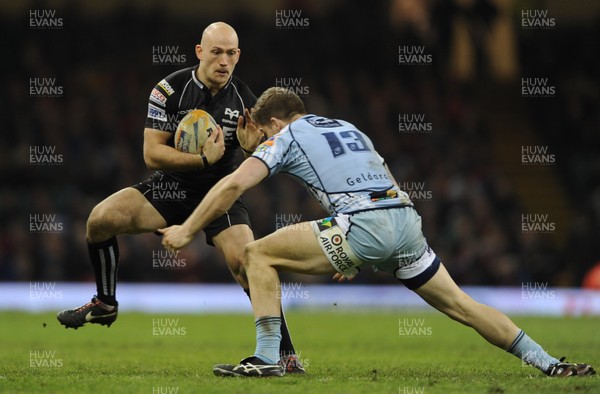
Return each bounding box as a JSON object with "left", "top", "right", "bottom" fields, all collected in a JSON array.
[
  {"left": 144, "top": 144, "right": 204, "bottom": 170},
  {"left": 181, "top": 175, "right": 244, "bottom": 235}
]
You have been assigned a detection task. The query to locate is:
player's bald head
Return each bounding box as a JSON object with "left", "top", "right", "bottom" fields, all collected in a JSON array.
[
  {"left": 195, "top": 22, "right": 241, "bottom": 92},
  {"left": 201, "top": 22, "right": 239, "bottom": 47}
]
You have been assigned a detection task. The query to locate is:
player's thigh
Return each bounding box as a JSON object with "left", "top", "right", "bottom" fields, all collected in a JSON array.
[
  {"left": 212, "top": 224, "right": 254, "bottom": 263},
  {"left": 89, "top": 187, "right": 167, "bottom": 233},
  {"left": 248, "top": 222, "right": 336, "bottom": 276}
]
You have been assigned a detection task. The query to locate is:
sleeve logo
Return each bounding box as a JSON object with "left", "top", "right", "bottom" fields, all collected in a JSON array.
[
  {"left": 158, "top": 79, "right": 175, "bottom": 96},
  {"left": 148, "top": 104, "right": 167, "bottom": 121},
  {"left": 149, "top": 88, "right": 167, "bottom": 106}
]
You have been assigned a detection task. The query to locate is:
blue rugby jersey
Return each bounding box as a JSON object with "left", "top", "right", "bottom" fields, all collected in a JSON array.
[{"left": 252, "top": 115, "right": 412, "bottom": 215}]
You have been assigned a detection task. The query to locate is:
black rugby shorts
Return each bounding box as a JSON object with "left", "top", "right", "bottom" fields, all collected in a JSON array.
[{"left": 132, "top": 172, "right": 251, "bottom": 245}]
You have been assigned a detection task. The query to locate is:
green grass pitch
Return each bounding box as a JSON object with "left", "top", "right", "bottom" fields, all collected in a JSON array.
[{"left": 1, "top": 310, "right": 598, "bottom": 393}]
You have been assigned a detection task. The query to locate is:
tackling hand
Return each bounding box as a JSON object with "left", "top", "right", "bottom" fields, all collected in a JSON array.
[
  {"left": 332, "top": 273, "right": 356, "bottom": 283},
  {"left": 158, "top": 225, "right": 194, "bottom": 251},
  {"left": 236, "top": 108, "right": 263, "bottom": 153}
]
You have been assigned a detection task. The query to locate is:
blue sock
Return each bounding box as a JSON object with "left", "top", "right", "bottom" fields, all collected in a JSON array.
[
  {"left": 254, "top": 316, "right": 282, "bottom": 364},
  {"left": 507, "top": 329, "right": 560, "bottom": 372}
]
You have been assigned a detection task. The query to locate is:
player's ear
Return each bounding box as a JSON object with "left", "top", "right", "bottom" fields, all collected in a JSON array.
[
  {"left": 195, "top": 44, "right": 203, "bottom": 61},
  {"left": 270, "top": 117, "right": 280, "bottom": 132},
  {"left": 235, "top": 48, "right": 241, "bottom": 62}
]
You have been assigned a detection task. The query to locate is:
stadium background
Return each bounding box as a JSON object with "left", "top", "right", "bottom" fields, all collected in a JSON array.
[{"left": 1, "top": 0, "right": 599, "bottom": 292}]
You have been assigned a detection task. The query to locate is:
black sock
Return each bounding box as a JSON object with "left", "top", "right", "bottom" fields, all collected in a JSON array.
[
  {"left": 243, "top": 288, "right": 296, "bottom": 356},
  {"left": 88, "top": 236, "right": 119, "bottom": 306},
  {"left": 278, "top": 306, "right": 296, "bottom": 356}
]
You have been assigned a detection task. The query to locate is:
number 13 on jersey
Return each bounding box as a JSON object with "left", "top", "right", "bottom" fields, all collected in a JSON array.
[{"left": 321, "top": 131, "right": 371, "bottom": 158}]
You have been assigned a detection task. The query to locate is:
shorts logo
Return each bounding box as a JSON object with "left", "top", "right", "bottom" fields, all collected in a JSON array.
[
  {"left": 149, "top": 88, "right": 167, "bottom": 106},
  {"left": 158, "top": 79, "right": 175, "bottom": 96},
  {"left": 224, "top": 108, "right": 239, "bottom": 120},
  {"left": 313, "top": 218, "right": 361, "bottom": 278},
  {"left": 317, "top": 230, "right": 360, "bottom": 278},
  {"left": 317, "top": 217, "right": 334, "bottom": 231}
]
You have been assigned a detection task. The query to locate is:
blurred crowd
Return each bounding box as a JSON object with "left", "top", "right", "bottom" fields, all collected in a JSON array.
[{"left": 1, "top": 0, "right": 598, "bottom": 287}]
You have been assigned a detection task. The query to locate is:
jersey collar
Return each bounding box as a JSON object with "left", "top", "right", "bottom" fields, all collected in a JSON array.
[
  {"left": 192, "top": 64, "right": 233, "bottom": 92},
  {"left": 191, "top": 65, "right": 205, "bottom": 90}
]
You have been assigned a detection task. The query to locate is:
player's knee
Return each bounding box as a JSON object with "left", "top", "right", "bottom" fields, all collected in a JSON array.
[
  {"left": 243, "top": 241, "right": 269, "bottom": 271},
  {"left": 226, "top": 250, "right": 245, "bottom": 277},
  {"left": 242, "top": 242, "right": 256, "bottom": 269},
  {"left": 86, "top": 203, "right": 128, "bottom": 242}
]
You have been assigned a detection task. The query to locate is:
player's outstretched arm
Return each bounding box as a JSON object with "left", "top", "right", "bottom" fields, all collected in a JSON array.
[
  {"left": 159, "top": 157, "right": 268, "bottom": 250},
  {"left": 143, "top": 126, "right": 224, "bottom": 170}
]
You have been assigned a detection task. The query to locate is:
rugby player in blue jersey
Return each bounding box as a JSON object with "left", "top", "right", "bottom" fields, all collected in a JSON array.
[{"left": 161, "top": 87, "right": 595, "bottom": 378}]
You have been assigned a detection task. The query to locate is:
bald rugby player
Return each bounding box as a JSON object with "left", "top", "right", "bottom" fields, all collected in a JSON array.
[{"left": 57, "top": 23, "right": 304, "bottom": 373}]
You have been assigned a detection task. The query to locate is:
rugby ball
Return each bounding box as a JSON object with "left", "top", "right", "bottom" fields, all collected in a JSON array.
[{"left": 174, "top": 109, "right": 218, "bottom": 153}]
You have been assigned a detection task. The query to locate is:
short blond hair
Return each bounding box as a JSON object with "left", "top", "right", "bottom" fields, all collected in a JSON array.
[{"left": 251, "top": 87, "right": 306, "bottom": 126}]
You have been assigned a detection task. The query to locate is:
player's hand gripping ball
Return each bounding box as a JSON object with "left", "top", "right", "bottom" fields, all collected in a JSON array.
[{"left": 174, "top": 109, "right": 218, "bottom": 154}]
